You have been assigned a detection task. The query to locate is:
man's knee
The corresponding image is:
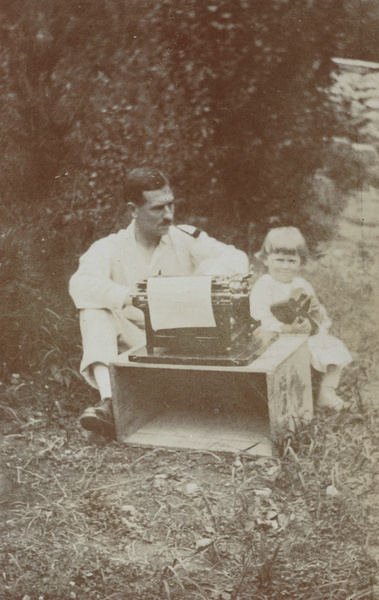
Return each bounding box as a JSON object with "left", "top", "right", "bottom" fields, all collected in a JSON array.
[{"left": 79, "top": 308, "right": 145, "bottom": 356}]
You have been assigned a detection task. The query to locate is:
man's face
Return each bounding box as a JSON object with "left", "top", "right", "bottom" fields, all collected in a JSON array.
[{"left": 134, "top": 185, "right": 175, "bottom": 241}]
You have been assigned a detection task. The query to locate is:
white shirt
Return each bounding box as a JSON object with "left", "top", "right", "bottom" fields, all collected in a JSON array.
[
  {"left": 249, "top": 273, "right": 330, "bottom": 333},
  {"left": 69, "top": 221, "right": 249, "bottom": 311}
]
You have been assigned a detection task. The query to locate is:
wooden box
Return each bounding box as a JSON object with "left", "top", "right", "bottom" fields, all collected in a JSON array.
[{"left": 109, "top": 335, "right": 313, "bottom": 457}]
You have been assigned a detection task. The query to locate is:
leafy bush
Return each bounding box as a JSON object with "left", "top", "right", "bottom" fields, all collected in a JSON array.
[
  {"left": 0, "top": 209, "right": 80, "bottom": 377},
  {"left": 0, "top": 0, "right": 355, "bottom": 374},
  {"left": 1, "top": 0, "right": 350, "bottom": 232}
]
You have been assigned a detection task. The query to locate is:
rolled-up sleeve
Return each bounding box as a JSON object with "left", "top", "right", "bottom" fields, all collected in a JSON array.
[
  {"left": 69, "top": 240, "right": 130, "bottom": 310},
  {"left": 179, "top": 228, "right": 248, "bottom": 276}
]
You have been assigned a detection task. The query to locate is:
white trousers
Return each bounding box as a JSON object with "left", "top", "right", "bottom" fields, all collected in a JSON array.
[{"left": 79, "top": 308, "right": 146, "bottom": 388}]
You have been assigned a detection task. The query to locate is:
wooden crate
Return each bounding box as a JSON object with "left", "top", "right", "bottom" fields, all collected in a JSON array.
[{"left": 109, "top": 335, "right": 313, "bottom": 457}]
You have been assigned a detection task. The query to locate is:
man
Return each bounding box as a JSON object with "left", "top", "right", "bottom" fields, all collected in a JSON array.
[{"left": 69, "top": 167, "right": 248, "bottom": 439}]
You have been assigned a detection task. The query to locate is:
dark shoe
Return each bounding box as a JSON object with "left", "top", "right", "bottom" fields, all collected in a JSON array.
[{"left": 79, "top": 398, "right": 116, "bottom": 439}]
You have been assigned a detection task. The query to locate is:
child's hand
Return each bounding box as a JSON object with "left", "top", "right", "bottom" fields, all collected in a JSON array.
[
  {"left": 280, "top": 318, "right": 311, "bottom": 334},
  {"left": 291, "top": 317, "right": 312, "bottom": 334},
  {"left": 281, "top": 316, "right": 318, "bottom": 335}
]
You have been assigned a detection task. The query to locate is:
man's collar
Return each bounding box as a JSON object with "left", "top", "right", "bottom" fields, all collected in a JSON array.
[{"left": 126, "top": 218, "right": 169, "bottom": 246}]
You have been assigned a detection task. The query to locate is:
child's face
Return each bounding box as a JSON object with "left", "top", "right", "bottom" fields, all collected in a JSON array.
[{"left": 266, "top": 252, "right": 301, "bottom": 283}]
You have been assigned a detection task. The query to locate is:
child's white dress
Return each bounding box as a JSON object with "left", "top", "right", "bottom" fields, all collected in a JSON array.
[{"left": 249, "top": 274, "right": 352, "bottom": 373}]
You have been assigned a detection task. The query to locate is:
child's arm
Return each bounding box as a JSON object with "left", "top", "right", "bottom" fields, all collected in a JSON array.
[
  {"left": 250, "top": 277, "right": 287, "bottom": 332},
  {"left": 251, "top": 278, "right": 313, "bottom": 335},
  {"left": 300, "top": 279, "right": 331, "bottom": 331}
]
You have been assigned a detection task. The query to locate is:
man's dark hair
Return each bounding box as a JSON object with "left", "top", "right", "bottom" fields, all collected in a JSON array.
[{"left": 125, "top": 168, "right": 170, "bottom": 205}]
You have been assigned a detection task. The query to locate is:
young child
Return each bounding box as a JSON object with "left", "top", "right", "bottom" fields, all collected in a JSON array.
[{"left": 250, "top": 227, "right": 352, "bottom": 411}]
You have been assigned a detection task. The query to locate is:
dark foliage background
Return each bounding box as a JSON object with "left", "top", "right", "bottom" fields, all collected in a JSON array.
[{"left": 0, "top": 0, "right": 373, "bottom": 377}]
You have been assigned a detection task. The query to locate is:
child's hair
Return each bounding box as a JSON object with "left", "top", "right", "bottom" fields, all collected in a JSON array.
[{"left": 256, "top": 226, "right": 308, "bottom": 265}]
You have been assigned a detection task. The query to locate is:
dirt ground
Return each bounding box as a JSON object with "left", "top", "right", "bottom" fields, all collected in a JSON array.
[{"left": 1, "top": 194, "right": 379, "bottom": 600}]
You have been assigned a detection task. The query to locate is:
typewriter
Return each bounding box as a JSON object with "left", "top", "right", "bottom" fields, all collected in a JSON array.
[{"left": 129, "top": 275, "right": 274, "bottom": 366}]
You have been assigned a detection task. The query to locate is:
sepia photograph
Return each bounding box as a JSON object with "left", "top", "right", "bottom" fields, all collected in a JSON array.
[{"left": 1, "top": 1, "right": 378, "bottom": 598}]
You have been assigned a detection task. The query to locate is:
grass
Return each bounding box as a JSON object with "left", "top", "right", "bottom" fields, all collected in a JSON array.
[
  {"left": 1, "top": 414, "right": 377, "bottom": 599},
  {"left": 1, "top": 201, "right": 379, "bottom": 599}
]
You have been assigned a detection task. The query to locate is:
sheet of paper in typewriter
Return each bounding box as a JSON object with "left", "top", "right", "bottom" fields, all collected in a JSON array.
[{"left": 146, "top": 276, "right": 216, "bottom": 330}]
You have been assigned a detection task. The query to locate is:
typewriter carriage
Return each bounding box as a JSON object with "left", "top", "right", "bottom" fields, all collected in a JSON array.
[{"left": 131, "top": 275, "right": 262, "bottom": 366}]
